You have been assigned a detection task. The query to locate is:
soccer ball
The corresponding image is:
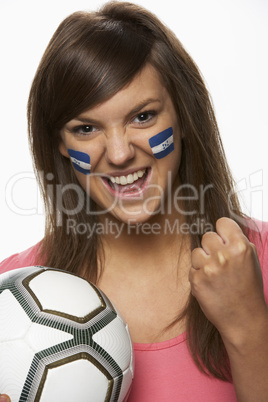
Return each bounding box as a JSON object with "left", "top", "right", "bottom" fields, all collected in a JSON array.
[{"left": 0, "top": 266, "right": 134, "bottom": 402}]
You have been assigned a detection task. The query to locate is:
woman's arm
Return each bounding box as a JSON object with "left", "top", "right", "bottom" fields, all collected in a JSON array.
[
  {"left": 190, "top": 217, "right": 268, "bottom": 401},
  {"left": 223, "top": 312, "right": 268, "bottom": 402}
]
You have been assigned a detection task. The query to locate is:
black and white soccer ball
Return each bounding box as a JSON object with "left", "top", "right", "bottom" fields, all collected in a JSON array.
[{"left": 0, "top": 266, "right": 134, "bottom": 402}]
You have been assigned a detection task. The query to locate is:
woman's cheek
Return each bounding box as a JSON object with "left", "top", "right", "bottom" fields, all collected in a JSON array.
[{"left": 68, "top": 149, "right": 91, "bottom": 175}]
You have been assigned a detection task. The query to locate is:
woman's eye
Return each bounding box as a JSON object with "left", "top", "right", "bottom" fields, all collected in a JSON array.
[
  {"left": 133, "top": 111, "right": 156, "bottom": 125},
  {"left": 72, "top": 125, "right": 97, "bottom": 135}
]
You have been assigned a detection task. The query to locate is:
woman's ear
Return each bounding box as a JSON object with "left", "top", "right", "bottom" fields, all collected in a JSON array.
[{"left": 59, "top": 140, "right": 70, "bottom": 158}]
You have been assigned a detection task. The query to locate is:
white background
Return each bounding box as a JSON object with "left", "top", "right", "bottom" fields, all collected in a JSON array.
[{"left": 0, "top": 0, "right": 267, "bottom": 261}]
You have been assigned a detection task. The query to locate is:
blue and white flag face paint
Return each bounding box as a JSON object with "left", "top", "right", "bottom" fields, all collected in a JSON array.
[
  {"left": 68, "top": 149, "right": 91, "bottom": 175},
  {"left": 149, "top": 127, "right": 174, "bottom": 159}
]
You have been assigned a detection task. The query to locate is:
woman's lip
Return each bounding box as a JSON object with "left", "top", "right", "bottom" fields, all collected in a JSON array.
[
  {"left": 106, "top": 166, "right": 149, "bottom": 178},
  {"left": 101, "top": 167, "right": 152, "bottom": 199}
]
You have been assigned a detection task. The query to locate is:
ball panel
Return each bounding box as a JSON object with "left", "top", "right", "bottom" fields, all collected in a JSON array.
[
  {"left": 0, "top": 340, "right": 35, "bottom": 402},
  {"left": 26, "top": 322, "right": 73, "bottom": 354},
  {"left": 40, "top": 359, "right": 110, "bottom": 402},
  {"left": 22, "top": 344, "right": 122, "bottom": 401},
  {"left": 0, "top": 290, "right": 31, "bottom": 341},
  {"left": 92, "top": 317, "right": 133, "bottom": 372},
  {"left": 28, "top": 270, "right": 103, "bottom": 319}
]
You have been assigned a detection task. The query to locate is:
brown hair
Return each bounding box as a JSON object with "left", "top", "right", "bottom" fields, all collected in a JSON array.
[{"left": 28, "top": 1, "right": 248, "bottom": 381}]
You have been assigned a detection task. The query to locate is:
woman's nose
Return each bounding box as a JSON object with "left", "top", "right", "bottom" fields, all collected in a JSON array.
[{"left": 105, "top": 129, "right": 135, "bottom": 166}]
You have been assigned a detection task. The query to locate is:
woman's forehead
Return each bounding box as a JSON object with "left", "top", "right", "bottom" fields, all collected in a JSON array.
[{"left": 69, "top": 64, "right": 169, "bottom": 120}]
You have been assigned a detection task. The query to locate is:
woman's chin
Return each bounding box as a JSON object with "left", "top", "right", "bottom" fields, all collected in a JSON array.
[{"left": 108, "top": 203, "right": 164, "bottom": 226}]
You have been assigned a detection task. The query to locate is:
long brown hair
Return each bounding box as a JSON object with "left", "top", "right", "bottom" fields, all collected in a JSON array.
[{"left": 28, "top": 1, "right": 248, "bottom": 381}]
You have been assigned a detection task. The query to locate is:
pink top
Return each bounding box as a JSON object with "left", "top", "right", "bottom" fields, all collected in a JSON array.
[{"left": 1, "top": 220, "right": 268, "bottom": 401}]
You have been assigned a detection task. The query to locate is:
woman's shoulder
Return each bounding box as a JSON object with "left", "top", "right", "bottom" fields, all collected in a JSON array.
[{"left": 0, "top": 242, "right": 43, "bottom": 274}]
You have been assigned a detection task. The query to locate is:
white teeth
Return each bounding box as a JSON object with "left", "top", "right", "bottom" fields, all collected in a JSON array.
[
  {"left": 120, "top": 176, "right": 127, "bottom": 185},
  {"left": 127, "top": 174, "right": 134, "bottom": 184},
  {"left": 109, "top": 169, "right": 146, "bottom": 186}
]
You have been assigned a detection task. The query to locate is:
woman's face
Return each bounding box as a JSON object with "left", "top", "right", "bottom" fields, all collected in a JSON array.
[{"left": 59, "top": 63, "right": 181, "bottom": 224}]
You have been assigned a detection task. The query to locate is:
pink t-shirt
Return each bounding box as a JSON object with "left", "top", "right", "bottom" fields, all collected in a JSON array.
[{"left": 1, "top": 220, "right": 268, "bottom": 401}]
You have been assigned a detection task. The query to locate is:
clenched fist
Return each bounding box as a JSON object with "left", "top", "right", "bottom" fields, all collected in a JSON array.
[{"left": 190, "top": 217, "right": 267, "bottom": 344}]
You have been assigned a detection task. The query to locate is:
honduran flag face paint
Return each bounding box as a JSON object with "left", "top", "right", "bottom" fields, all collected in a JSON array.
[
  {"left": 68, "top": 149, "right": 91, "bottom": 175},
  {"left": 149, "top": 127, "right": 174, "bottom": 159}
]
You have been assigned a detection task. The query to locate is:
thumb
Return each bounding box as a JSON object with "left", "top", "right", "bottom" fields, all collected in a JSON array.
[{"left": 0, "top": 395, "right": 11, "bottom": 402}]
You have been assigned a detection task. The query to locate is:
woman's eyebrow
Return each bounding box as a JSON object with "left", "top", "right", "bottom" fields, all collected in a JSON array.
[
  {"left": 125, "top": 97, "right": 161, "bottom": 119},
  {"left": 72, "top": 98, "right": 161, "bottom": 124}
]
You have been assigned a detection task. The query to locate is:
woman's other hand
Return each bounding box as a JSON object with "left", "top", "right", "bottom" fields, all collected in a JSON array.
[
  {"left": 190, "top": 217, "right": 267, "bottom": 343},
  {"left": 0, "top": 395, "right": 11, "bottom": 402}
]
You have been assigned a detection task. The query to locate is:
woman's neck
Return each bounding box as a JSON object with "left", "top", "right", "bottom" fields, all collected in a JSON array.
[
  {"left": 96, "top": 207, "right": 191, "bottom": 343},
  {"left": 99, "top": 205, "right": 190, "bottom": 276}
]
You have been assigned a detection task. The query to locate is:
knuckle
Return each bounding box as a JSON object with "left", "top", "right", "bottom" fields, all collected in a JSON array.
[
  {"left": 217, "top": 251, "right": 227, "bottom": 266},
  {"left": 229, "top": 237, "right": 249, "bottom": 258},
  {"left": 203, "top": 263, "right": 217, "bottom": 278}
]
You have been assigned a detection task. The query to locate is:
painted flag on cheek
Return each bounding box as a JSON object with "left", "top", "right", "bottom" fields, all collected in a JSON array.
[
  {"left": 149, "top": 127, "right": 174, "bottom": 159},
  {"left": 68, "top": 149, "right": 91, "bottom": 175}
]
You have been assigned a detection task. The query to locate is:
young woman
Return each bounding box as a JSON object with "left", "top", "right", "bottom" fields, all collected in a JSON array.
[{"left": 1, "top": 2, "right": 267, "bottom": 401}]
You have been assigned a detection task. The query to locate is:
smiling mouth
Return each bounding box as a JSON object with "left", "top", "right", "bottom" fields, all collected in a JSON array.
[{"left": 102, "top": 168, "right": 150, "bottom": 197}]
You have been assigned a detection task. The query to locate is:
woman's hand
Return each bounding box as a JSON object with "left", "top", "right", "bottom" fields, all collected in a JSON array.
[
  {"left": 0, "top": 395, "right": 11, "bottom": 402},
  {"left": 189, "top": 217, "right": 267, "bottom": 344}
]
